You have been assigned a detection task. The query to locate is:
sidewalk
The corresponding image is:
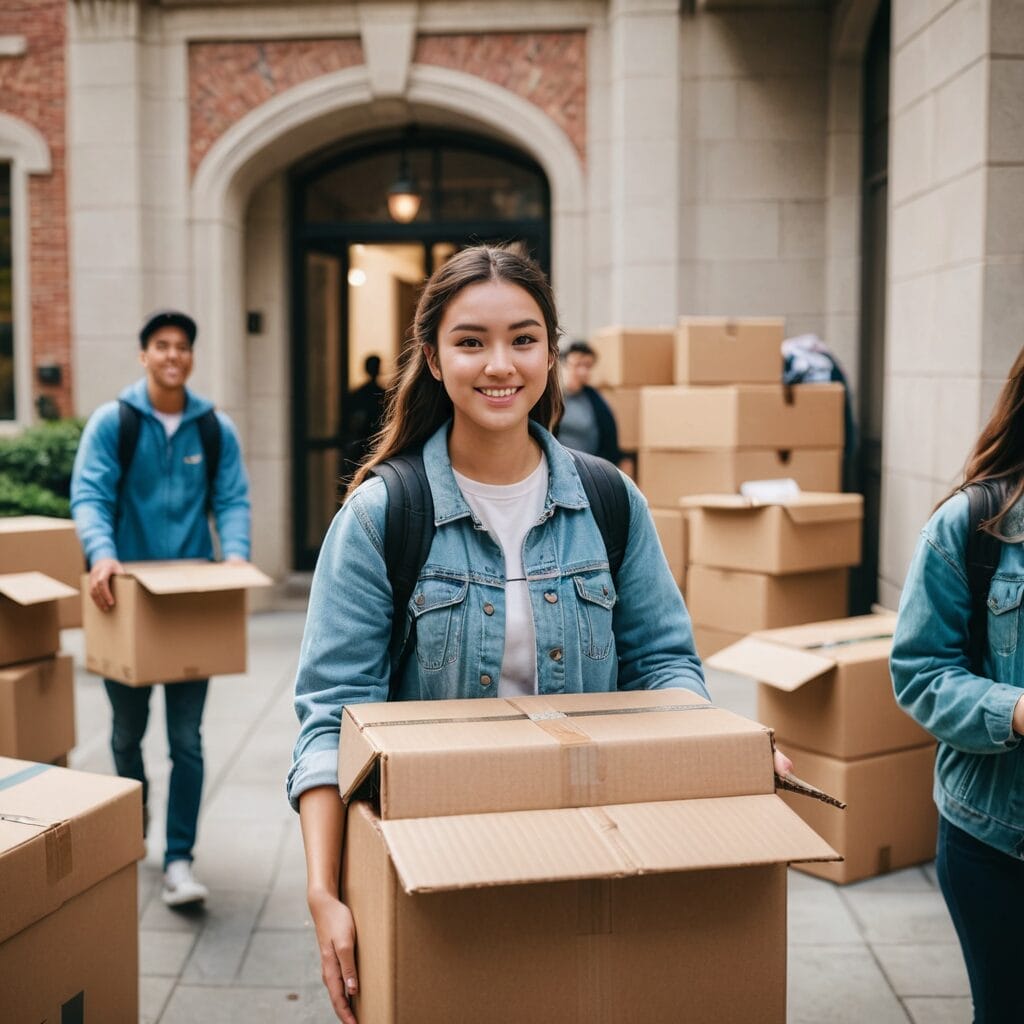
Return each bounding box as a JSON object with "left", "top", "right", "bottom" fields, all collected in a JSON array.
[{"left": 64, "top": 612, "right": 970, "bottom": 1024}]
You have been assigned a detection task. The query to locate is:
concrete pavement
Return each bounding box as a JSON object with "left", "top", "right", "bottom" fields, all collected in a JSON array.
[{"left": 63, "top": 611, "right": 971, "bottom": 1024}]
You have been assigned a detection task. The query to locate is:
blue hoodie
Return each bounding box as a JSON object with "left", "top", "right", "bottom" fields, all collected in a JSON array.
[{"left": 71, "top": 378, "right": 251, "bottom": 565}]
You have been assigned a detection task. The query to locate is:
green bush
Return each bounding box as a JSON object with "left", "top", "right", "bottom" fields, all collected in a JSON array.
[{"left": 0, "top": 418, "right": 84, "bottom": 516}]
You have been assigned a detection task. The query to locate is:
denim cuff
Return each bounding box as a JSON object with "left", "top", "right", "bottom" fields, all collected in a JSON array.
[
  {"left": 984, "top": 683, "right": 1024, "bottom": 748},
  {"left": 286, "top": 747, "right": 341, "bottom": 813}
]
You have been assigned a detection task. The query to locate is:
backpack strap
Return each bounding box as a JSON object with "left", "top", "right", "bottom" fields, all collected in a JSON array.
[
  {"left": 963, "top": 479, "right": 1009, "bottom": 673},
  {"left": 197, "top": 408, "right": 222, "bottom": 510},
  {"left": 568, "top": 449, "right": 630, "bottom": 579}
]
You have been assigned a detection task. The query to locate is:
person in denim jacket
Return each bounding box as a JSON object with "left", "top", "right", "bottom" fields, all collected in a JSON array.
[
  {"left": 288, "top": 246, "right": 788, "bottom": 1023},
  {"left": 891, "top": 350, "right": 1024, "bottom": 1024}
]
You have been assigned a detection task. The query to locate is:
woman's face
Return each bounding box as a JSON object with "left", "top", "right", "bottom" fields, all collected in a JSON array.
[{"left": 426, "top": 279, "right": 552, "bottom": 439}]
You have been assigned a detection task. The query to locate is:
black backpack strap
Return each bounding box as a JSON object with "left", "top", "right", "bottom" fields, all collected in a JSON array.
[
  {"left": 568, "top": 449, "right": 630, "bottom": 580},
  {"left": 197, "top": 408, "right": 222, "bottom": 509},
  {"left": 372, "top": 451, "right": 435, "bottom": 697},
  {"left": 963, "top": 479, "right": 1009, "bottom": 673},
  {"left": 116, "top": 400, "right": 142, "bottom": 514}
]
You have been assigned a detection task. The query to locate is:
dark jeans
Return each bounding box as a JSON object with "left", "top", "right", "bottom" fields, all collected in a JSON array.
[
  {"left": 104, "top": 678, "right": 209, "bottom": 871},
  {"left": 935, "top": 815, "right": 1024, "bottom": 1024}
]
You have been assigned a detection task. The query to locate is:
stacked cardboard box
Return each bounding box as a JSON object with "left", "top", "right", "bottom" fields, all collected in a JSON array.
[
  {"left": 0, "top": 517, "right": 86, "bottom": 629},
  {"left": 338, "top": 689, "right": 838, "bottom": 1022},
  {"left": 0, "top": 572, "right": 78, "bottom": 763},
  {"left": 709, "top": 613, "right": 938, "bottom": 884},
  {"left": 0, "top": 756, "right": 144, "bottom": 1020}
]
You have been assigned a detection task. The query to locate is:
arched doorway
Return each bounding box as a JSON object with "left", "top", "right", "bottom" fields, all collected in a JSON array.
[{"left": 290, "top": 127, "right": 551, "bottom": 568}]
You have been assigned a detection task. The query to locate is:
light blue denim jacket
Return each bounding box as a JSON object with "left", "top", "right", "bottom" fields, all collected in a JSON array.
[
  {"left": 891, "top": 491, "right": 1024, "bottom": 859},
  {"left": 287, "top": 421, "right": 707, "bottom": 809}
]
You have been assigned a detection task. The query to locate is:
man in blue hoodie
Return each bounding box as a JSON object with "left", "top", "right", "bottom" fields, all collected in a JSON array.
[{"left": 71, "top": 310, "right": 251, "bottom": 908}]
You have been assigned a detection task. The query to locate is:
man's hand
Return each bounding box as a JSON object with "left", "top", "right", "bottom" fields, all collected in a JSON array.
[
  {"left": 224, "top": 554, "right": 247, "bottom": 564},
  {"left": 88, "top": 557, "right": 125, "bottom": 612}
]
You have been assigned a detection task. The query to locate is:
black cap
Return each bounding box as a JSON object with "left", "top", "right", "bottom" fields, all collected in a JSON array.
[{"left": 139, "top": 310, "right": 197, "bottom": 348}]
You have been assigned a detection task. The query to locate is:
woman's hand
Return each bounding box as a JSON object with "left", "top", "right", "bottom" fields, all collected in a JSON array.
[
  {"left": 309, "top": 889, "right": 359, "bottom": 1024},
  {"left": 773, "top": 747, "right": 794, "bottom": 777}
]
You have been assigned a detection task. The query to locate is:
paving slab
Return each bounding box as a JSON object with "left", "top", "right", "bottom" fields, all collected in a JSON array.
[{"left": 873, "top": 944, "right": 971, "bottom": 998}]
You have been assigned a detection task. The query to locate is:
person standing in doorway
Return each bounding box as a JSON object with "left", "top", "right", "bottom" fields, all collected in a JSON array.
[
  {"left": 342, "top": 354, "right": 387, "bottom": 478},
  {"left": 71, "top": 309, "right": 252, "bottom": 908},
  {"left": 554, "top": 340, "right": 621, "bottom": 465}
]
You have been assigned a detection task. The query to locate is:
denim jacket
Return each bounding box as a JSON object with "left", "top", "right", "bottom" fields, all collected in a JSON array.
[
  {"left": 891, "top": 491, "right": 1024, "bottom": 859},
  {"left": 287, "top": 421, "right": 707, "bottom": 809}
]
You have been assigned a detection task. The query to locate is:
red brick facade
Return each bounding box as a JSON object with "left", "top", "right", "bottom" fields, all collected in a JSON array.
[
  {"left": 414, "top": 33, "right": 586, "bottom": 163},
  {"left": 189, "top": 39, "right": 365, "bottom": 176},
  {"left": 0, "top": 0, "right": 70, "bottom": 417}
]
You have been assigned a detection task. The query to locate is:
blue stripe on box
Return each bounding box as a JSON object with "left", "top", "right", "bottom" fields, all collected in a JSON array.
[{"left": 0, "top": 762, "right": 51, "bottom": 791}]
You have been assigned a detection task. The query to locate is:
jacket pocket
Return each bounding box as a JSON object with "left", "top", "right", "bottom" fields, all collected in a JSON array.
[
  {"left": 987, "top": 579, "right": 1024, "bottom": 657},
  {"left": 573, "top": 571, "right": 617, "bottom": 661},
  {"left": 411, "top": 578, "right": 469, "bottom": 671}
]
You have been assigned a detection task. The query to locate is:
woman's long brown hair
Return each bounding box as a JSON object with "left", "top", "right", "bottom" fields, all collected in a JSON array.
[
  {"left": 345, "top": 244, "right": 564, "bottom": 499},
  {"left": 940, "top": 345, "right": 1024, "bottom": 538}
]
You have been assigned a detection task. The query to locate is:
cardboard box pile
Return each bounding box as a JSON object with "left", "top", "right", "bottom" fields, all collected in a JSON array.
[
  {"left": 0, "top": 572, "right": 79, "bottom": 764},
  {"left": 0, "top": 757, "right": 144, "bottom": 1021},
  {"left": 83, "top": 560, "right": 273, "bottom": 686},
  {"left": 0, "top": 516, "right": 86, "bottom": 629},
  {"left": 337, "top": 689, "right": 839, "bottom": 1023},
  {"left": 681, "top": 493, "right": 862, "bottom": 656},
  {"left": 709, "top": 613, "right": 938, "bottom": 883}
]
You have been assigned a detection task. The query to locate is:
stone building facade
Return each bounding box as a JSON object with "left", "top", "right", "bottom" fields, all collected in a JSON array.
[{"left": 0, "top": 0, "right": 1021, "bottom": 607}]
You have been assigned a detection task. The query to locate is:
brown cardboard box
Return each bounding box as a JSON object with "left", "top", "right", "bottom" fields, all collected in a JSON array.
[
  {"left": 0, "top": 516, "right": 86, "bottom": 629},
  {"left": 682, "top": 492, "right": 863, "bottom": 575},
  {"left": 687, "top": 565, "right": 848, "bottom": 635},
  {"left": 651, "top": 507, "right": 687, "bottom": 589},
  {"left": 0, "top": 572, "right": 79, "bottom": 668},
  {"left": 0, "top": 757, "right": 143, "bottom": 1020},
  {"left": 675, "top": 316, "right": 784, "bottom": 384},
  {"left": 637, "top": 447, "right": 842, "bottom": 506},
  {"left": 82, "top": 560, "right": 273, "bottom": 686},
  {"left": 601, "top": 386, "right": 641, "bottom": 450},
  {"left": 588, "top": 326, "right": 676, "bottom": 387},
  {"left": 338, "top": 690, "right": 838, "bottom": 1023},
  {"left": 640, "top": 383, "right": 844, "bottom": 450},
  {"left": 692, "top": 622, "right": 746, "bottom": 658},
  {"left": 709, "top": 613, "right": 932, "bottom": 760},
  {"left": 775, "top": 741, "right": 938, "bottom": 884},
  {"left": 0, "top": 654, "right": 75, "bottom": 762}
]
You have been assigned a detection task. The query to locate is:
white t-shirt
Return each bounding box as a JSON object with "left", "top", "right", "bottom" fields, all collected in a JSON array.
[
  {"left": 453, "top": 454, "right": 548, "bottom": 698},
  {"left": 152, "top": 409, "right": 183, "bottom": 439}
]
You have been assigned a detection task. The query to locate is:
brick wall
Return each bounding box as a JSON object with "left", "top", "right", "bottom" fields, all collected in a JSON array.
[{"left": 0, "top": 0, "right": 69, "bottom": 418}]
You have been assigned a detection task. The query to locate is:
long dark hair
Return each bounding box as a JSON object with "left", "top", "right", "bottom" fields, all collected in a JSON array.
[
  {"left": 346, "top": 244, "right": 564, "bottom": 498},
  {"left": 940, "top": 345, "right": 1024, "bottom": 538}
]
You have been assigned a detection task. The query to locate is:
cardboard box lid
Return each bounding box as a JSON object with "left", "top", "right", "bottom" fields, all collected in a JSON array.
[
  {"left": 378, "top": 793, "right": 839, "bottom": 893},
  {"left": 708, "top": 613, "right": 898, "bottom": 691},
  {"left": 0, "top": 758, "right": 143, "bottom": 943},
  {"left": 0, "top": 516, "right": 77, "bottom": 535},
  {"left": 119, "top": 560, "right": 273, "bottom": 595},
  {"left": 340, "top": 690, "right": 784, "bottom": 821},
  {"left": 679, "top": 492, "right": 863, "bottom": 524},
  {"left": 0, "top": 572, "right": 79, "bottom": 607}
]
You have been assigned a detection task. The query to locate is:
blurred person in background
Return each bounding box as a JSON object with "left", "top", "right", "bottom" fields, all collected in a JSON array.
[{"left": 555, "top": 339, "right": 621, "bottom": 465}]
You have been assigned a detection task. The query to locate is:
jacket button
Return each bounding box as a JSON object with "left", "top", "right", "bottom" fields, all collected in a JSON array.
[
  {"left": 549, "top": 648, "right": 562, "bottom": 662},
  {"left": 480, "top": 674, "right": 492, "bottom": 687},
  {"left": 415, "top": 593, "right": 425, "bottom": 606},
  {"left": 544, "top": 592, "right": 558, "bottom": 604},
  {"left": 483, "top": 602, "right": 495, "bottom": 616}
]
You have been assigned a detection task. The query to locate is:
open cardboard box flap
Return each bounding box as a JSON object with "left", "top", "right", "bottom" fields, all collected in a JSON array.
[
  {"left": 120, "top": 560, "right": 273, "bottom": 595},
  {"left": 708, "top": 637, "right": 835, "bottom": 692},
  {"left": 0, "top": 572, "right": 79, "bottom": 606},
  {"left": 679, "top": 492, "right": 863, "bottom": 524},
  {"left": 378, "top": 793, "right": 840, "bottom": 893}
]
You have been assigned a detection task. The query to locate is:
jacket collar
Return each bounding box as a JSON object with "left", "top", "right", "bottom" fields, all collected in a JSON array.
[
  {"left": 422, "top": 419, "right": 590, "bottom": 526},
  {"left": 118, "top": 377, "right": 213, "bottom": 423}
]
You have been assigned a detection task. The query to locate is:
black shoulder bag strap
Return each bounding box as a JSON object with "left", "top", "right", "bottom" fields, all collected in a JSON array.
[
  {"left": 568, "top": 449, "right": 630, "bottom": 578},
  {"left": 196, "top": 408, "right": 222, "bottom": 511},
  {"left": 963, "top": 478, "right": 1009, "bottom": 673},
  {"left": 373, "top": 451, "right": 435, "bottom": 698}
]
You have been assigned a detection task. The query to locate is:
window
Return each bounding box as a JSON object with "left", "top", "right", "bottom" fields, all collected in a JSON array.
[{"left": 0, "top": 163, "right": 12, "bottom": 420}]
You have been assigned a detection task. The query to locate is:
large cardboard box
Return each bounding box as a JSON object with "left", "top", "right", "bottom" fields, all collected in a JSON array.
[
  {"left": 675, "top": 316, "right": 784, "bottom": 384},
  {"left": 640, "top": 383, "right": 844, "bottom": 450},
  {"left": 0, "top": 757, "right": 143, "bottom": 1020},
  {"left": 637, "top": 447, "right": 842, "bottom": 506},
  {"left": 687, "top": 565, "right": 848, "bottom": 635},
  {"left": 650, "top": 507, "right": 687, "bottom": 589},
  {"left": 601, "top": 386, "right": 641, "bottom": 451},
  {"left": 692, "top": 622, "right": 746, "bottom": 658},
  {"left": 0, "top": 572, "right": 79, "bottom": 668},
  {"left": 0, "top": 516, "right": 86, "bottom": 629},
  {"left": 709, "top": 613, "right": 932, "bottom": 759},
  {"left": 0, "top": 654, "right": 75, "bottom": 762},
  {"left": 682, "top": 492, "right": 863, "bottom": 575},
  {"left": 82, "top": 560, "right": 273, "bottom": 686},
  {"left": 588, "top": 326, "right": 676, "bottom": 387},
  {"left": 775, "top": 741, "right": 938, "bottom": 884},
  {"left": 337, "top": 690, "right": 839, "bottom": 1024}
]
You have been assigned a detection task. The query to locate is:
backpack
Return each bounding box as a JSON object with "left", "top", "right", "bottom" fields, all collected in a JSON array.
[
  {"left": 373, "top": 448, "right": 630, "bottom": 693},
  {"left": 962, "top": 478, "right": 1012, "bottom": 673},
  {"left": 117, "top": 400, "right": 222, "bottom": 510}
]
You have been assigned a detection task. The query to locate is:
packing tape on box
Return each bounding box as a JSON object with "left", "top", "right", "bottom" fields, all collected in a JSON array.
[
  {"left": 0, "top": 761, "right": 51, "bottom": 791},
  {"left": 0, "top": 764, "right": 74, "bottom": 884}
]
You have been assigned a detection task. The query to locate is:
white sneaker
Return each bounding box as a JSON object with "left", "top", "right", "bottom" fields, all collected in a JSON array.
[{"left": 162, "top": 860, "right": 209, "bottom": 908}]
